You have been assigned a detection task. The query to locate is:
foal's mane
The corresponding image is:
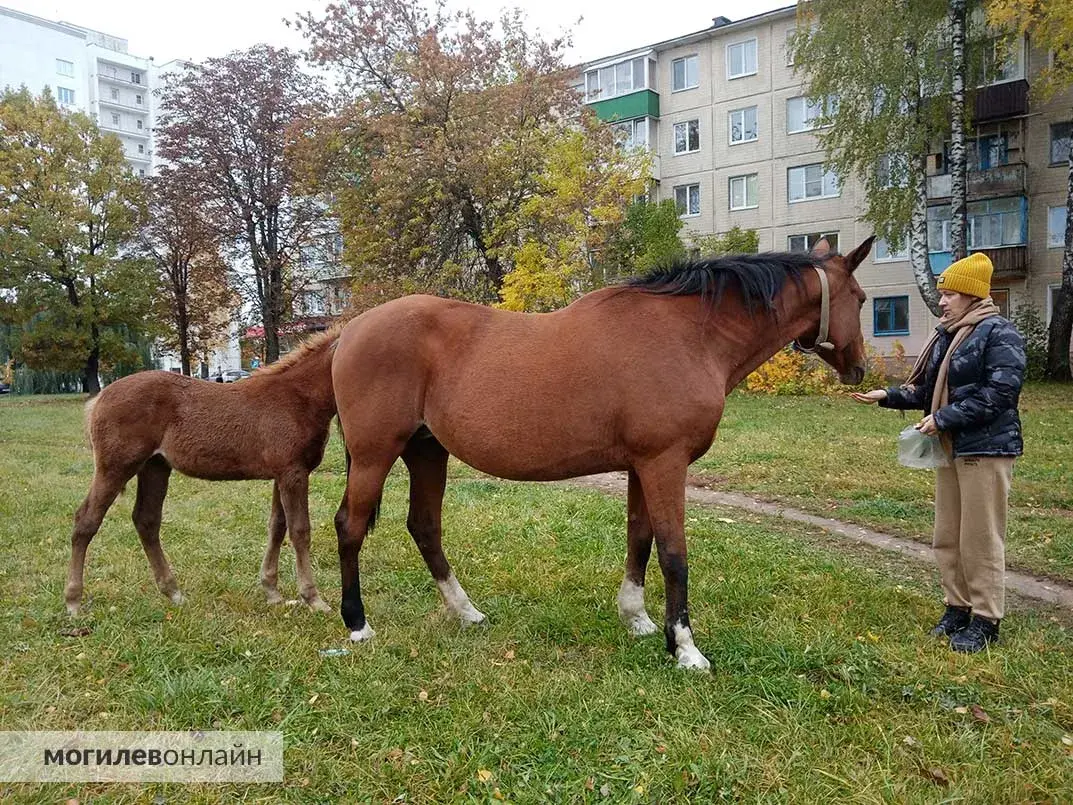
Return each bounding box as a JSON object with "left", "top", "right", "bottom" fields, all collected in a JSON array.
[
  {"left": 253, "top": 317, "right": 350, "bottom": 378},
  {"left": 625, "top": 251, "right": 828, "bottom": 314}
]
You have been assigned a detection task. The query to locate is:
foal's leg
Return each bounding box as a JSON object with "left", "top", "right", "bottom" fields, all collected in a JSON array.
[
  {"left": 634, "top": 455, "right": 710, "bottom": 671},
  {"left": 617, "top": 469, "right": 658, "bottom": 636},
  {"left": 401, "top": 436, "right": 485, "bottom": 626},
  {"left": 259, "top": 482, "right": 287, "bottom": 605},
  {"left": 65, "top": 470, "right": 129, "bottom": 615},
  {"left": 277, "top": 471, "right": 331, "bottom": 613},
  {"left": 132, "top": 456, "right": 183, "bottom": 605}
]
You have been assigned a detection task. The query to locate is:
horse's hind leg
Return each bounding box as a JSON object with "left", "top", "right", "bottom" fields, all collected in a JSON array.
[
  {"left": 259, "top": 482, "right": 287, "bottom": 605},
  {"left": 617, "top": 469, "right": 659, "bottom": 637},
  {"left": 277, "top": 471, "right": 330, "bottom": 613},
  {"left": 132, "top": 456, "right": 183, "bottom": 605},
  {"left": 65, "top": 470, "right": 128, "bottom": 615},
  {"left": 402, "top": 434, "right": 485, "bottom": 626}
]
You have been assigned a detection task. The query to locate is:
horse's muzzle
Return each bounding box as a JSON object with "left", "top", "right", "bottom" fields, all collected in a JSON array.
[{"left": 839, "top": 365, "right": 866, "bottom": 386}]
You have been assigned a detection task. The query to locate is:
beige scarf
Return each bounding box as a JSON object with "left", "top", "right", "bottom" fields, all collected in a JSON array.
[{"left": 900, "top": 297, "right": 1000, "bottom": 451}]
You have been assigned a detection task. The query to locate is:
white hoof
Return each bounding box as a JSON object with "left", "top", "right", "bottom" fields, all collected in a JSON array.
[
  {"left": 624, "top": 612, "right": 659, "bottom": 637},
  {"left": 675, "top": 645, "right": 711, "bottom": 672},
  {"left": 66, "top": 602, "right": 81, "bottom": 617},
  {"left": 458, "top": 606, "right": 486, "bottom": 626},
  {"left": 308, "top": 597, "right": 332, "bottom": 614},
  {"left": 169, "top": 590, "right": 185, "bottom": 605},
  {"left": 349, "top": 623, "right": 375, "bottom": 642},
  {"left": 264, "top": 590, "right": 284, "bottom": 606}
]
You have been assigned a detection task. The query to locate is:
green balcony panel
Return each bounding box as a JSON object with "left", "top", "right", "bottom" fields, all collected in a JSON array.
[{"left": 589, "top": 90, "right": 660, "bottom": 122}]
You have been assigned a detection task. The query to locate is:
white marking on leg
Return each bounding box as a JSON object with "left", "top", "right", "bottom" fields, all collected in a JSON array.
[
  {"left": 349, "top": 623, "right": 375, "bottom": 642},
  {"left": 169, "top": 590, "right": 185, "bottom": 605},
  {"left": 673, "top": 623, "right": 711, "bottom": 672},
  {"left": 437, "top": 575, "right": 486, "bottom": 625},
  {"left": 617, "top": 578, "right": 658, "bottom": 637}
]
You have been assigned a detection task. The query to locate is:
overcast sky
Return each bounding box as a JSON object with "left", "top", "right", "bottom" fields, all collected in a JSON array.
[{"left": 11, "top": 0, "right": 789, "bottom": 65}]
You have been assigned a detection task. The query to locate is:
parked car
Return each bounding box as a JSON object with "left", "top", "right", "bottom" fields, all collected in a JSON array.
[
  {"left": 221, "top": 369, "right": 251, "bottom": 383},
  {"left": 0, "top": 381, "right": 10, "bottom": 394}
]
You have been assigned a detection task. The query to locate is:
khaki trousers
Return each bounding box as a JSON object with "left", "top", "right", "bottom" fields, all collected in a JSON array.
[{"left": 933, "top": 456, "right": 1015, "bottom": 621}]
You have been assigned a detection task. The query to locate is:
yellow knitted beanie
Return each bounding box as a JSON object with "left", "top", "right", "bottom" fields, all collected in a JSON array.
[{"left": 936, "top": 252, "right": 993, "bottom": 299}]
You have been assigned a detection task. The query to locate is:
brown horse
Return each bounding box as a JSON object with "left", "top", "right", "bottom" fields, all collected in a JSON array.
[
  {"left": 330, "top": 238, "right": 873, "bottom": 669},
  {"left": 65, "top": 327, "right": 341, "bottom": 616}
]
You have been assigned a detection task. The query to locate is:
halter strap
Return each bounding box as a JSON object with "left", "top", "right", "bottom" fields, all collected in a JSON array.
[{"left": 793, "top": 265, "right": 835, "bottom": 354}]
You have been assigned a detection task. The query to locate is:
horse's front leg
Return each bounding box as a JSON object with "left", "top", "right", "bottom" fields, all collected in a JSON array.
[
  {"left": 635, "top": 455, "right": 710, "bottom": 672},
  {"left": 617, "top": 469, "right": 658, "bottom": 637}
]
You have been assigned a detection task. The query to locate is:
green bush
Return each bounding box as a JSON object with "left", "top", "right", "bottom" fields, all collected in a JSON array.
[{"left": 1010, "top": 302, "right": 1048, "bottom": 382}]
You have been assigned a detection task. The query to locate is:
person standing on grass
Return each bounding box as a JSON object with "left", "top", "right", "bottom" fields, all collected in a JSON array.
[{"left": 851, "top": 253, "right": 1025, "bottom": 653}]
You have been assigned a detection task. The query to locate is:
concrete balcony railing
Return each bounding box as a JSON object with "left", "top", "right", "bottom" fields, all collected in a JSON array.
[{"left": 927, "top": 162, "right": 1026, "bottom": 201}]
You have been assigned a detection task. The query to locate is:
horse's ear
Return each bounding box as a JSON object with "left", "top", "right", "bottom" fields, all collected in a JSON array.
[
  {"left": 810, "top": 238, "right": 831, "bottom": 256},
  {"left": 843, "top": 236, "right": 876, "bottom": 273}
]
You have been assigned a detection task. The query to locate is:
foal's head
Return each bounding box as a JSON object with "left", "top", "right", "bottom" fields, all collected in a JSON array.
[{"left": 807, "top": 236, "right": 873, "bottom": 385}]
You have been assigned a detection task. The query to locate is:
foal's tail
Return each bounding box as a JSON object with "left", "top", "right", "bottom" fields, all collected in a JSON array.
[{"left": 336, "top": 417, "right": 381, "bottom": 534}]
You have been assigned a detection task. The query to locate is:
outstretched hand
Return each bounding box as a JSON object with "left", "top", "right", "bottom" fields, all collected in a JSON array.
[{"left": 850, "top": 389, "right": 887, "bottom": 404}]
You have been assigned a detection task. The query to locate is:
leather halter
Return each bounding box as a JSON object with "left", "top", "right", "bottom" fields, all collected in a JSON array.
[{"left": 793, "top": 265, "right": 835, "bottom": 354}]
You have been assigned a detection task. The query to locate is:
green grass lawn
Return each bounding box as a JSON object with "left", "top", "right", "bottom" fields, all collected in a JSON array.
[
  {"left": 694, "top": 383, "right": 1073, "bottom": 582},
  {"left": 1, "top": 395, "right": 1072, "bottom": 803}
]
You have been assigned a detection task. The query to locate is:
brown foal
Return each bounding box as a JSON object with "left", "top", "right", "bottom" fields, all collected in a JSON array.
[
  {"left": 329, "top": 238, "right": 873, "bottom": 670},
  {"left": 65, "top": 328, "right": 340, "bottom": 615}
]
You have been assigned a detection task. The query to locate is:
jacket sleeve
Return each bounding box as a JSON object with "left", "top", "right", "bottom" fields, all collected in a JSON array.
[
  {"left": 933, "top": 324, "right": 1026, "bottom": 433},
  {"left": 880, "top": 383, "right": 925, "bottom": 410}
]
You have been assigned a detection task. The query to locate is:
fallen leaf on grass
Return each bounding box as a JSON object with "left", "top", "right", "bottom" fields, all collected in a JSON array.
[
  {"left": 477, "top": 769, "right": 493, "bottom": 783},
  {"left": 417, "top": 690, "right": 429, "bottom": 702},
  {"left": 902, "top": 736, "right": 919, "bottom": 748},
  {"left": 60, "top": 626, "right": 92, "bottom": 638},
  {"left": 953, "top": 706, "right": 968, "bottom": 715},
  {"left": 970, "top": 704, "right": 990, "bottom": 723},
  {"left": 924, "top": 767, "right": 950, "bottom": 787},
  {"left": 1062, "top": 735, "right": 1073, "bottom": 747},
  {"left": 599, "top": 783, "right": 611, "bottom": 797}
]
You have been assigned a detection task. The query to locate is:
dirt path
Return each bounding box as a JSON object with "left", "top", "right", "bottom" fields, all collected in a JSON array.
[{"left": 572, "top": 471, "right": 1073, "bottom": 611}]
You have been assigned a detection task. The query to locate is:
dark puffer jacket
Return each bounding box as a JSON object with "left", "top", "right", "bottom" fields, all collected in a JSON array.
[{"left": 880, "top": 317, "right": 1026, "bottom": 457}]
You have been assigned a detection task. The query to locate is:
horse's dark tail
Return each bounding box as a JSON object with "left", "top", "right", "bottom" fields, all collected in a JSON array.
[{"left": 336, "top": 416, "right": 381, "bottom": 533}]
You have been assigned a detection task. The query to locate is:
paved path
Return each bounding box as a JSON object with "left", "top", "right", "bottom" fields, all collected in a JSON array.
[{"left": 571, "top": 471, "right": 1073, "bottom": 611}]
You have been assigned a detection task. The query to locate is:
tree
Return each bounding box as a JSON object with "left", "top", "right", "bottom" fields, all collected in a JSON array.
[
  {"left": 155, "top": 46, "right": 328, "bottom": 363},
  {"left": 294, "top": 0, "right": 584, "bottom": 303},
  {"left": 141, "top": 169, "right": 235, "bottom": 375},
  {"left": 790, "top": 0, "right": 971, "bottom": 317},
  {"left": 949, "top": 0, "right": 969, "bottom": 262},
  {"left": 990, "top": 0, "right": 1073, "bottom": 380},
  {"left": 498, "top": 121, "right": 648, "bottom": 311},
  {"left": 0, "top": 88, "right": 155, "bottom": 393},
  {"left": 603, "top": 199, "right": 686, "bottom": 275},
  {"left": 691, "top": 227, "right": 760, "bottom": 257}
]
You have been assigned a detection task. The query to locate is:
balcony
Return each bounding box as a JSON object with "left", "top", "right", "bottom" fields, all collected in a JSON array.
[
  {"left": 99, "top": 97, "right": 148, "bottom": 114},
  {"left": 126, "top": 151, "right": 151, "bottom": 163},
  {"left": 930, "top": 245, "right": 1028, "bottom": 278},
  {"left": 926, "top": 162, "right": 1026, "bottom": 201},
  {"left": 96, "top": 69, "right": 146, "bottom": 89},
  {"left": 99, "top": 123, "right": 150, "bottom": 139},
  {"left": 972, "top": 79, "right": 1029, "bottom": 123}
]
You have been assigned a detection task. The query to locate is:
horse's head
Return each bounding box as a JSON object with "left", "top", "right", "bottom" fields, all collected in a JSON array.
[{"left": 799, "top": 236, "right": 873, "bottom": 385}]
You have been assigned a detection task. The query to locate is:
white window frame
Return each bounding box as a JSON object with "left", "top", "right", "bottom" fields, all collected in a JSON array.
[
  {"left": 673, "top": 119, "right": 701, "bottom": 155},
  {"left": 56, "top": 59, "right": 74, "bottom": 77},
  {"left": 136, "top": 119, "right": 144, "bottom": 130},
  {"left": 584, "top": 56, "right": 652, "bottom": 103},
  {"left": 787, "top": 163, "right": 840, "bottom": 202},
  {"left": 137, "top": 143, "right": 145, "bottom": 154},
  {"left": 611, "top": 117, "right": 649, "bottom": 150},
  {"left": 787, "top": 95, "right": 836, "bottom": 134},
  {"left": 111, "top": 113, "right": 120, "bottom": 126},
  {"left": 875, "top": 237, "right": 909, "bottom": 262},
  {"left": 728, "top": 106, "right": 758, "bottom": 145},
  {"left": 57, "top": 87, "right": 75, "bottom": 105},
  {"left": 729, "top": 174, "right": 759, "bottom": 211},
  {"left": 788, "top": 232, "right": 839, "bottom": 253},
  {"left": 672, "top": 54, "right": 699, "bottom": 92},
  {"left": 674, "top": 183, "right": 701, "bottom": 218},
  {"left": 1049, "top": 205, "right": 1068, "bottom": 248},
  {"left": 726, "top": 38, "right": 758, "bottom": 80}
]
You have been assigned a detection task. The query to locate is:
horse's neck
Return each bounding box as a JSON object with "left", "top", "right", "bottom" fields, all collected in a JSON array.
[
  {"left": 264, "top": 343, "right": 338, "bottom": 421},
  {"left": 713, "top": 281, "right": 819, "bottom": 391}
]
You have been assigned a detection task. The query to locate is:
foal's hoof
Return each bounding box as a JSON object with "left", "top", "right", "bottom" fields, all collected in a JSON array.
[
  {"left": 349, "top": 623, "right": 376, "bottom": 642},
  {"left": 307, "top": 597, "right": 333, "bottom": 614},
  {"left": 458, "top": 607, "right": 487, "bottom": 627},
  {"left": 263, "top": 589, "right": 285, "bottom": 606},
  {"left": 65, "top": 601, "right": 81, "bottom": 618},
  {"left": 675, "top": 645, "right": 712, "bottom": 672},
  {"left": 169, "top": 590, "right": 186, "bottom": 606},
  {"left": 624, "top": 613, "right": 659, "bottom": 637}
]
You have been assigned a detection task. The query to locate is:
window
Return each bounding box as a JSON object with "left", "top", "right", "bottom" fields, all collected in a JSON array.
[
  {"left": 673, "top": 120, "right": 700, "bottom": 154},
  {"left": 611, "top": 118, "right": 648, "bottom": 150},
  {"left": 1047, "top": 285, "right": 1063, "bottom": 324},
  {"left": 131, "top": 71, "right": 142, "bottom": 84},
  {"left": 57, "top": 87, "right": 75, "bottom": 105},
  {"left": 584, "top": 57, "right": 648, "bottom": 102},
  {"left": 727, "top": 39, "right": 758, "bottom": 79},
  {"left": 138, "top": 168, "right": 146, "bottom": 177},
  {"left": 56, "top": 59, "right": 74, "bottom": 77},
  {"left": 729, "top": 106, "right": 758, "bottom": 144},
  {"left": 788, "top": 232, "right": 839, "bottom": 253},
  {"left": 787, "top": 95, "right": 837, "bottom": 133},
  {"left": 674, "top": 183, "right": 701, "bottom": 217},
  {"left": 136, "top": 94, "right": 143, "bottom": 106},
  {"left": 968, "top": 197, "right": 1023, "bottom": 248},
  {"left": 1049, "top": 205, "right": 1068, "bottom": 248},
  {"left": 980, "top": 37, "right": 1023, "bottom": 85},
  {"left": 672, "top": 55, "right": 699, "bottom": 91},
  {"left": 111, "top": 113, "right": 120, "bottom": 126},
  {"left": 785, "top": 29, "right": 796, "bottom": 66},
  {"left": 136, "top": 119, "right": 143, "bottom": 130},
  {"left": 729, "top": 174, "right": 759, "bottom": 210},
  {"left": 876, "top": 153, "right": 908, "bottom": 188},
  {"left": 1052, "top": 122, "right": 1072, "bottom": 165},
  {"left": 874, "top": 296, "right": 910, "bottom": 336},
  {"left": 991, "top": 288, "right": 1010, "bottom": 318},
  {"left": 927, "top": 205, "right": 951, "bottom": 252},
  {"left": 788, "top": 163, "right": 839, "bottom": 201},
  {"left": 875, "top": 237, "right": 909, "bottom": 261},
  {"left": 137, "top": 143, "right": 145, "bottom": 154},
  {"left": 110, "top": 88, "right": 120, "bottom": 101}
]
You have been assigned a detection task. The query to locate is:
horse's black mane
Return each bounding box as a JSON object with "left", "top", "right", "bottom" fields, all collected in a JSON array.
[{"left": 625, "top": 251, "right": 829, "bottom": 313}]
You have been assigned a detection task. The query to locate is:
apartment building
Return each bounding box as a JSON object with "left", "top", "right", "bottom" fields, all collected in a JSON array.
[{"left": 579, "top": 4, "right": 1072, "bottom": 357}]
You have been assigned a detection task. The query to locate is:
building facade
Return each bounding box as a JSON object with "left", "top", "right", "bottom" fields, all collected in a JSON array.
[{"left": 580, "top": 5, "right": 1072, "bottom": 357}]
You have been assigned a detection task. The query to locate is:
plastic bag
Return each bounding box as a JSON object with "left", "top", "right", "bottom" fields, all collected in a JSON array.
[{"left": 897, "top": 425, "right": 950, "bottom": 469}]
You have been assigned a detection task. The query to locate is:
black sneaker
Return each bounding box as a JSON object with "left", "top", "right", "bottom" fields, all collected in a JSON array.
[
  {"left": 950, "top": 616, "right": 1000, "bottom": 653},
  {"left": 930, "top": 605, "right": 972, "bottom": 637}
]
